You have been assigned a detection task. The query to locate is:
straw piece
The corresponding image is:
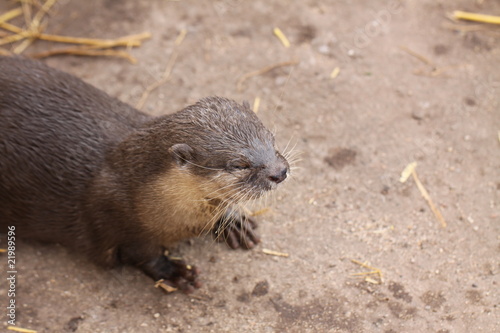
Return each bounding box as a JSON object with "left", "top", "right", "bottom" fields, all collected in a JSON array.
[
  {"left": 0, "top": 19, "right": 150, "bottom": 47},
  {"left": 350, "top": 259, "right": 383, "bottom": 284},
  {"left": 13, "top": 34, "right": 36, "bottom": 54},
  {"left": 13, "top": 0, "right": 59, "bottom": 54},
  {"left": 0, "top": 7, "right": 23, "bottom": 25},
  {"left": 7, "top": 326, "right": 37, "bottom": 333},
  {"left": 31, "top": 0, "right": 58, "bottom": 29},
  {"left": 154, "top": 279, "right": 178, "bottom": 293},
  {"left": 253, "top": 96, "right": 261, "bottom": 113},
  {"left": 175, "top": 28, "right": 187, "bottom": 45},
  {"left": 399, "top": 162, "right": 417, "bottom": 183},
  {"left": 0, "top": 32, "right": 28, "bottom": 45},
  {"left": 37, "top": 31, "right": 151, "bottom": 47},
  {"left": 453, "top": 10, "right": 500, "bottom": 25},
  {"left": 236, "top": 60, "right": 298, "bottom": 91},
  {"left": 400, "top": 162, "right": 447, "bottom": 228},
  {"left": 31, "top": 47, "right": 137, "bottom": 63},
  {"left": 330, "top": 67, "right": 340, "bottom": 79},
  {"left": 399, "top": 45, "right": 434, "bottom": 67},
  {"left": 0, "top": 21, "right": 23, "bottom": 33},
  {"left": 273, "top": 27, "right": 290, "bottom": 48},
  {"left": 412, "top": 170, "right": 447, "bottom": 228},
  {"left": 21, "top": 1, "right": 32, "bottom": 27},
  {"left": 262, "top": 249, "right": 289, "bottom": 257}
]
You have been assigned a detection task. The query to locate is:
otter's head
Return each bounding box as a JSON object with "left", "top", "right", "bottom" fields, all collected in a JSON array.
[{"left": 168, "top": 97, "right": 289, "bottom": 204}]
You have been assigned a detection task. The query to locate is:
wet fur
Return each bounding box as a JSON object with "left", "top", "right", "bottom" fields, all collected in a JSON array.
[{"left": 0, "top": 56, "right": 288, "bottom": 290}]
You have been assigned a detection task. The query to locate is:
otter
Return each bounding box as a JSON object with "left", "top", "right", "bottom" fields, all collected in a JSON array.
[{"left": 0, "top": 56, "right": 289, "bottom": 293}]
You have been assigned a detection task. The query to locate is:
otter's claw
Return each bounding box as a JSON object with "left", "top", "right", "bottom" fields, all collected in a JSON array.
[
  {"left": 164, "top": 259, "right": 202, "bottom": 294},
  {"left": 143, "top": 256, "right": 202, "bottom": 294},
  {"left": 213, "top": 211, "right": 261, "bottom": 250}
]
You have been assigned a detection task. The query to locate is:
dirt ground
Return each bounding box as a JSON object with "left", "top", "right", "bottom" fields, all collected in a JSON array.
[{"left": 1, "top": 0, "right": 499, "bottom": 332}]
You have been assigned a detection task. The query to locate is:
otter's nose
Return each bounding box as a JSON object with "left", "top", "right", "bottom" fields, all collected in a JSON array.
[{"left": 268, "top": 167, "right": 288, "bottom": 184}]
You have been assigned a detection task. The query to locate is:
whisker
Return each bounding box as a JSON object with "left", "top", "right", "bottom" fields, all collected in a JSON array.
[{"left": 281, "top": 135, "right": 296, "bottom": 158}]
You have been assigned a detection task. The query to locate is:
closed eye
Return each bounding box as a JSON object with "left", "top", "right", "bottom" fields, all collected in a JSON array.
[
  {"left": 233, "top": 164, "right": 250, "bottom": 170},
  {"left": 228, "top": 161, "right": 251, "bottom": 171}
]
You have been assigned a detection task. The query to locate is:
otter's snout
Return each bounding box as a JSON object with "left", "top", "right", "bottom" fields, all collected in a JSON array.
[
  {"left": 266, "top": 155, "right": 289, "bottom": 185},
  {"left": 268, "top": 167, "right": 288, "bottom": 184}
]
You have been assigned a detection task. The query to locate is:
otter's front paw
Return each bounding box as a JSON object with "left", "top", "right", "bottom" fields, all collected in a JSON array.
[
  {"left": 145, "top": 256, "right": 202, "bottom": 294},
  {"left": 213, "top": 210, "right": 260, "bottom": 250}
]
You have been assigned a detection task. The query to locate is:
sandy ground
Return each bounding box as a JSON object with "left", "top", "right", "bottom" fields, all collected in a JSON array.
[{"left": 1, "top": 0, "right": 499, "bottom": 332}]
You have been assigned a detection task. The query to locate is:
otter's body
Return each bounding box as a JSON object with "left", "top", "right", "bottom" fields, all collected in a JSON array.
[{"left": 0, "top": 56, "right": 289, "bottom": 291}]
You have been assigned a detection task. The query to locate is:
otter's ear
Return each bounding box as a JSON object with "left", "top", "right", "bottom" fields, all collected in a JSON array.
[
  {"left": 242, "top": 100, "right": 251, "bottom": 110},
  {"left": 169, "top": 143, "right": 194, "bottom": 166}
]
